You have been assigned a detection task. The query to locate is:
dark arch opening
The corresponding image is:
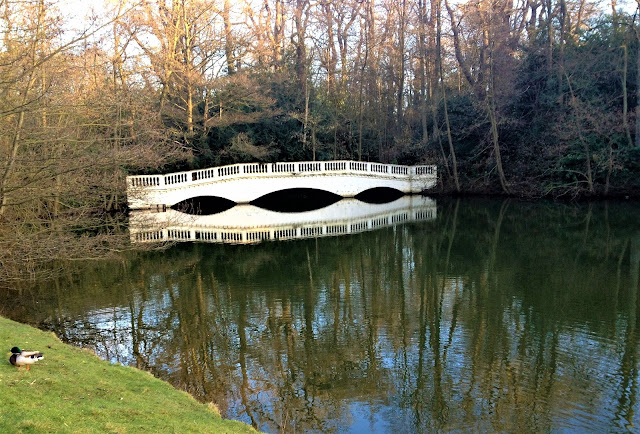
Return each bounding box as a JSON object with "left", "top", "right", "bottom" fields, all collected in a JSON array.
[
  {"left": 251, "top": 188, "right": 342, "bottom": 212},
  {"left": 172, "top": 197, "right": 236, "bottom": 215},
  {"left": 355, "top": 187, "right": 405, "bottom": 204}
]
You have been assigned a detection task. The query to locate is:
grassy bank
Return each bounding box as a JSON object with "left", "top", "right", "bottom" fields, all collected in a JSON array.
[{"left": 0, "top": 316, "right": 255, "bottom": 433}]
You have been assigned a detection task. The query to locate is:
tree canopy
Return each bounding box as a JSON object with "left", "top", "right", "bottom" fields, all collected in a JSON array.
[{"left": 1, "top": 0, "right": 639, "bottom": 285}]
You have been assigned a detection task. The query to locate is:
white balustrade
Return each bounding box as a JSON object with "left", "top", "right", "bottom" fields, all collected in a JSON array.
[{"left": 129, "top": 160, "right": 435, "bottom": 190}]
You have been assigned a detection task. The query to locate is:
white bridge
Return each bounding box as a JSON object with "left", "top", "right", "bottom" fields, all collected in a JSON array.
[
  {"left": 129, "top": 196, "right": 436, "bottom": 245},
  {"left": 126, "top": 160, "right": 437, "bottom": 209}
]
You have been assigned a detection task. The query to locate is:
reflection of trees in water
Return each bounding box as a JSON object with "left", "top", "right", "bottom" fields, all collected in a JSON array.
[{"left": 2, "top": 199, "right": 639, "bottom": 432}]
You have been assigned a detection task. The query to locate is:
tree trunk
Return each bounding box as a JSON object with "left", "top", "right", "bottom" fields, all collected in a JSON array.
[
  {"left": 488, "top": 98, "right": 509, "bottom": 193},
  {"left": 223, "top": 0, "right": 235, "bottom": 75},
  {"left": 304, "top": 80, "right": 310, "bottom": 149},
  {"left": 0, "top": 110, "right": 26, "bottom": 215},
  {"left": 545, "top": 0, "right": 554, "bottom": 81},
  {"left": 622, "top": 44, "right": 633, "bottom": 147},
  {"left": 443, "top": 87, "right": 460, "bottom": 192},
  {"left": 435, "top": 0, "right": 459, "bottom": 191},
  {"left": 396, "top": 0, "right": 407, "bottom": 128},
  {"left": 293, "top": 0, "right": 307, "bottom": 86},
  {"left": 605, "top": 139, "right": 613, "bottom": 196},
  {"left": 636, "top": 39, "right": 640, "bottom": 147},
  {"left": 418, "top": 0, "right": 429, "bottom": 146}
]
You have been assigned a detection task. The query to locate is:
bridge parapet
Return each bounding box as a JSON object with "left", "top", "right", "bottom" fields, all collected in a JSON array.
[
  {"left": 126, "top": 160, "right": 437, "bottom": 209},
  {"left": 128, "top": 161, "right": 436, "bottom": 189}
]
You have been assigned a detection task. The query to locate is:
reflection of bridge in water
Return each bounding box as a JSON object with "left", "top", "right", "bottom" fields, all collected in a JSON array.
[
  {"left": 126, "top": 160, "right": 437, "bottom": 209},
  {"left": 130, "top": 196, "right": 437, "bottom": 245}
]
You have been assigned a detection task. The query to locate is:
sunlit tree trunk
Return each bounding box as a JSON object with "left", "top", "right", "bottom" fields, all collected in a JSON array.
[
  {"left": 396, "top": 0, "right": 407, "bottom": 128},
  {"left": 223, "top": 0, "right": 235, "bottom": 75}
]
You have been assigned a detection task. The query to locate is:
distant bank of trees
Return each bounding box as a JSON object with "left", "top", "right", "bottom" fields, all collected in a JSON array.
[{"left": 0, "top": 0, "right": 639, "bottom": 284}]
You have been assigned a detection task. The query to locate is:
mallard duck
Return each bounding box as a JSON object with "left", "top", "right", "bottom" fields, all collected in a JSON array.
[{"left": 9, "top": 347, "right": 43, "bottom": 370}]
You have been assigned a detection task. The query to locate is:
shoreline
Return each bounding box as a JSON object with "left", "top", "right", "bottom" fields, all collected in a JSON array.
[{"left": 0, "top": 315, "right": 256, "bottom": 433}]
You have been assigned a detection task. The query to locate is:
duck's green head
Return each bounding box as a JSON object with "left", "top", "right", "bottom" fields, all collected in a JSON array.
[{"left": 10, "top": 347, "right": 21, "bottom": 354}]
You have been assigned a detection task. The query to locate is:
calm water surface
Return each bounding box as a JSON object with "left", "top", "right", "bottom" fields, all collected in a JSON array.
[{"left": 2, "top": 198, "right": 640, "bottom": 433}]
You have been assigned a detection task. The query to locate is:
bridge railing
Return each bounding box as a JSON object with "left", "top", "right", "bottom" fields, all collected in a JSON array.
[{"left": 127, "top": 160, "right": 437, "bottom": 190}]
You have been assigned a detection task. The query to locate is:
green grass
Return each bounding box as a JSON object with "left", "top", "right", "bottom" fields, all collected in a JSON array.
[{"left": 0, "top": 316, "right": 256, "bottom": 433}]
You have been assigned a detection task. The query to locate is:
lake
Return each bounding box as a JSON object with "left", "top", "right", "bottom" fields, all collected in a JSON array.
[{"left": 2, "top": 197, "right": 639, "bottom": 432}]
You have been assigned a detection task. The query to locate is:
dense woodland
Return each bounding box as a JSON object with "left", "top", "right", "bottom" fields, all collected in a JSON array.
[{"left": 1, "top": 0, "right": 639, "bottom": 284}]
